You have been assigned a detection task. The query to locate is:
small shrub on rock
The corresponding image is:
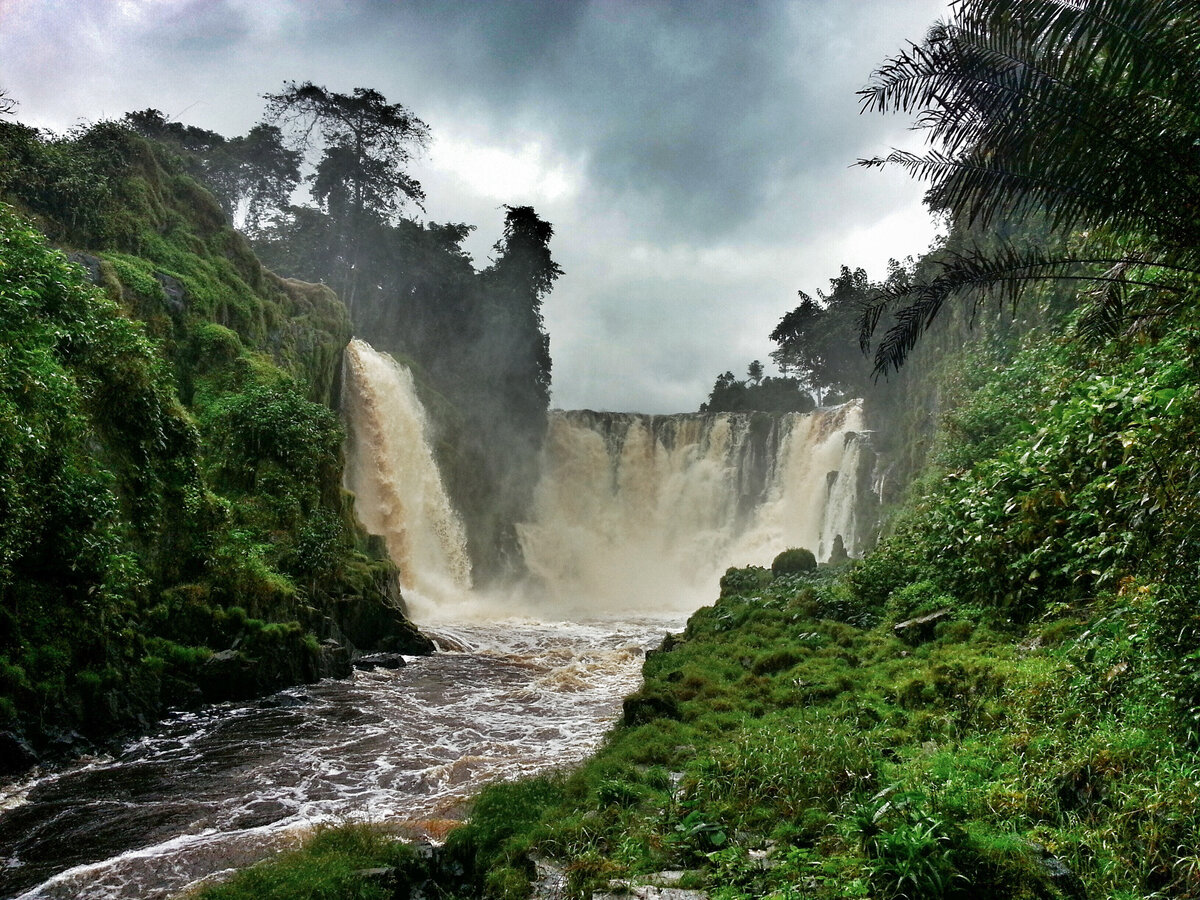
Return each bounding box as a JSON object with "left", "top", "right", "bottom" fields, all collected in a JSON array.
[{"left": 772, "top": 547, "right": 817, "bottom": 577}]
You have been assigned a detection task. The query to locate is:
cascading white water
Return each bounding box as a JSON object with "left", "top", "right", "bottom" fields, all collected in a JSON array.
[
  {"left": 341, "top": 339, "right": 472, "bottom": 604},
  {"left": 341, "top": 340, "right": 874, "bottom": 617},
  {"left": 729, "top": 399, "right": 869, "bottom": 564},
  {"left": 517, "top": 400, "right": 871, "bottom": 614},
  {"left": 818, "top": 430, "right": 867, "bottom": 559}
]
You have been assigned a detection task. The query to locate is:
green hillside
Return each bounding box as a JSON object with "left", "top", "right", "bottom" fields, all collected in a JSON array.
[{"left": 0, "top": 120, "right": 429, "bottom": 771}]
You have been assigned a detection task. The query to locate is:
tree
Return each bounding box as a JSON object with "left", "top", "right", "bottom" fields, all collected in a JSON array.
[
  {"left": 263, "top": 82, "right": 429, "bottom": 222},
  {"left": 747, "top": 360, "right": 764, "bottom": 385},
  {"left": 262, "top": 82, "right": 430, "bottom": 311},
  {"left": 771, "top": 265, "right": 887, "bottom": 402},
  {"left": 856, "top": 0, "right": 1200, "bottom": 374},
  {"left": 700, "top": 369, "right": 814, "bottom": 415},
  {"left": 123, "top": 110, "right": 300, "bottom": 233},
  {"left": 233, "top": 124, "right": 303, "bottom": 234},
  {"left": 481, "top": 205, "right": 562, "bottom": 412}
]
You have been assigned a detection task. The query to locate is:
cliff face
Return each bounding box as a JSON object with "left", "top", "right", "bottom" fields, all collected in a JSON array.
[{"left": 0, "top": 121, "right": 430, "bottom": 773}]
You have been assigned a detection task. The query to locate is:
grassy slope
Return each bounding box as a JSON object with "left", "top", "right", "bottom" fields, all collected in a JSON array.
[{"left": 441, "top": 321, "right": 1200, "bottom": 900}]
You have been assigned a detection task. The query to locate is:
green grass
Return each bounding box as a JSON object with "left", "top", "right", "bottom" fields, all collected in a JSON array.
[
  {"left": 193, "top": 824, "right": 419, "bottom": 900},
  {"left": 435, "top": 566, "right": 1200, "bottom": 900}
]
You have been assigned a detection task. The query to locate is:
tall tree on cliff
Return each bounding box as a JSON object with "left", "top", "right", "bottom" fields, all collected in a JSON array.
[
  {"left": 857, "top": 0, "right": 1200, "bottom": 374},
  {"left": 480, "top": 205, "right": 561, "bottom": 418},
  {"left": 450, "top": 205, "right": 562, "bottom": 579},
  {"left": 771, "top": 265, "right": 898, "bottom": 403},
  {"left": 262, "top": 82, "right": 431, "bottom": 313}
]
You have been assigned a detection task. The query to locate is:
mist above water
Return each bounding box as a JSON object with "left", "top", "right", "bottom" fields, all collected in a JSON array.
[{"left": 519, "top": 403, "right": 867, "bottom": 615}]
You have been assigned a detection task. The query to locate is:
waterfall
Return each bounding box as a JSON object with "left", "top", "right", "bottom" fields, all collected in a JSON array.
[
  {"left": 341, "top": 339, "right": 472, "bottom": 604},
  {"left": 342, "top": 339, "right": 875, "bottom": 617},
  {"left": 517, "top": 401, "right": 872, "bottom": 613}
]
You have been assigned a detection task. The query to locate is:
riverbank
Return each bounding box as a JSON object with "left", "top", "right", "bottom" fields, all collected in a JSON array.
[
  {"left": 0, "top": 621, "right": 664, "bottom": 900},
  {"left": 197, "top": 561, "right": 1200, "bottom": 899}
]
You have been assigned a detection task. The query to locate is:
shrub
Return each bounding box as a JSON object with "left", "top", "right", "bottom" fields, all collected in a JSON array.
[
  {"left": 195, "top": 823, "right": 416, "bottom": 900},
  {"left": 719, "top": 565, "right": 774, "bottom": 597},
  {"left": 772, "top": 547, "right": 817, "bottom": 576}
]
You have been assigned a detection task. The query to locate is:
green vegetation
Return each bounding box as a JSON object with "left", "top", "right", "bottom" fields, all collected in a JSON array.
[
  {"left": 244, "top": 6, "right": 1200, "bottom": 894},
  {"left": 0, "top": 117, "right": 428, "bottom": 767},
  {"left": 439, "top": 414, "right": 1200, "bottom": 899},
  {"left": 771, "top": 547, "right": 816, "bottom": 577},
  {"left": 700, "top": 364, "right": 814, "bottom": 415},
  {"left": 7, "top": 2, "right": 1200, "bottom": 897},
  {"left": 195, "top": 824, "right": 422, "bottom": 900},
  {"left": 136, "top": 83, "right": 565, "bottom": 584},
  {"left": 857, "top": 0, "right": 1200, "bottom": 375}
]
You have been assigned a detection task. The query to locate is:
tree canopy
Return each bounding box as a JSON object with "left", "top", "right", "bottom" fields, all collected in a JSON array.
[
  {"left": 770, "top": 265, "right": 901, "bottom": 403},
  {"left": 857, "top": 0, "right": 1200, "bottom": 374},
  {"left": 124, "top": 109, "right": 300, "bottom": 233},
  {"left": 263, "top": 81, "right": 430, "bottom": 222}
]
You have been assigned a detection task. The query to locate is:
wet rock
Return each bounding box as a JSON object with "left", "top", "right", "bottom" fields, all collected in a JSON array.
[
  {"left": 1036, "top": 848, "right": 1087, "bottom": 900},
  {"left": 595, "top": 885, "right": 708, "bottom": 900},
  {"left": 644, "top": 871, "right": 688, "bottom": 886},
  {"left": 646, "top": 632, "right": 682, "bottom": 662},
  {"left": 332, "top": 581, "right": 434, "bottom": 656},
  {"left": 0, "top": 730, "right": 38, "bottom": 775},
  {"left": 46, "top": 730, "right": 92, "bottom": 759},
  {"left": 893, "top": 608, "right": 953, "bottom": 645},
  {"left": 827, "top": 534, "right": 850, "bottom": 565},
  {"left": 353, "top": 653, "right": 407, "bottom": 671},
  {"left": 230, "top": 799, "right": 292, "bottom": 829},
  {"left": 66, "top": 251, "right": 104, "bottom": 284},
  {"left": 257, "top": 691, "right": 312, "bottom": 709},
  {"left": 530, "top": 858, "right": 568, "bottom": 900},
  {"left": 155, "top": 272, "right": 188, "bottom": 315},
  {"left": 318, "top": 639, "right": 352, "bottom": 679},
  {"left": 200, "top": 649, "right": 259, "bottom": 702}
]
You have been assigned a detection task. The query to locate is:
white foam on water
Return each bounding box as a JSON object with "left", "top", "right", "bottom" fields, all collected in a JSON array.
[{"left": 4, "top": 619, "right": 677, "bottom": 900}]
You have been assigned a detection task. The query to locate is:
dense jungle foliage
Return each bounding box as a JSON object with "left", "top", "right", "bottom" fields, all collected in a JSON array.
[
  {"left": 0, "top": 119, "right": 430, "bottom": 770},
  {"left": 196, "top": 2, "right": 1200, "bottom": 898}
]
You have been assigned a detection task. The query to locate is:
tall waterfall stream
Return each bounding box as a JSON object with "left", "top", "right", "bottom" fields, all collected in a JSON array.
[{"left": 0, "top": 340, "right": 874, "bottom": 899}]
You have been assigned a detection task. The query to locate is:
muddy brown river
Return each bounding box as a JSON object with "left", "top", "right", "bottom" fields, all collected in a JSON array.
[{"left": 0, "top": 618, "right": 676, "bottom": 900}]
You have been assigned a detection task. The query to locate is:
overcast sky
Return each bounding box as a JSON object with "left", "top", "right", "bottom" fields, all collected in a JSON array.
[{"left": 1, "top": 0, "right": 949, "bottom": 413}]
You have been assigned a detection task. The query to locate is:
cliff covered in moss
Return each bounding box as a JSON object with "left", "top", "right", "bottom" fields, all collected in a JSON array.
[{"left": 0, "top": 120, "right": 431, "bottom": 772}]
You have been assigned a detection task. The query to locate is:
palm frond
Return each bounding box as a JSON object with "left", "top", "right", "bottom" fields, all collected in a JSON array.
[
  {"left": 861, "top": 245, "right": 1200, "bottom": 376},
  {"left": 856, "top": 0, "right": 1200, "bottom": 368}
]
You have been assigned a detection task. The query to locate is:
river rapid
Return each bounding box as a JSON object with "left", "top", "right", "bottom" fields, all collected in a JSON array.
[{"left": 0, "top": 617, "right": 677, "bottom": 900}]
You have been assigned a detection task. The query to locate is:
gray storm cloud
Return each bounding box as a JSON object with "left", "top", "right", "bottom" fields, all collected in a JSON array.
[{"left": 0, "top": 0, "right": 949, "bottom": 412}]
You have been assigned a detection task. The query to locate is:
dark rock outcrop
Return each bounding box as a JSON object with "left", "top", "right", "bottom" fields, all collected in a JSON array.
[{"left": 893, "top": 608, "right": 953, "bottom": 645}]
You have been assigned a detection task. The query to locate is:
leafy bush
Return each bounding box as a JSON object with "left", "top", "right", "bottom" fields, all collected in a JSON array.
[
  {"left": 772, "top": 547, "right": 817, "bottom": 576},
  {"left": 719, "top": 565, "right": 773, "bottom": 597},
  {"left": 195, "top": 823, "right": 417, "bottom": 900}
]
